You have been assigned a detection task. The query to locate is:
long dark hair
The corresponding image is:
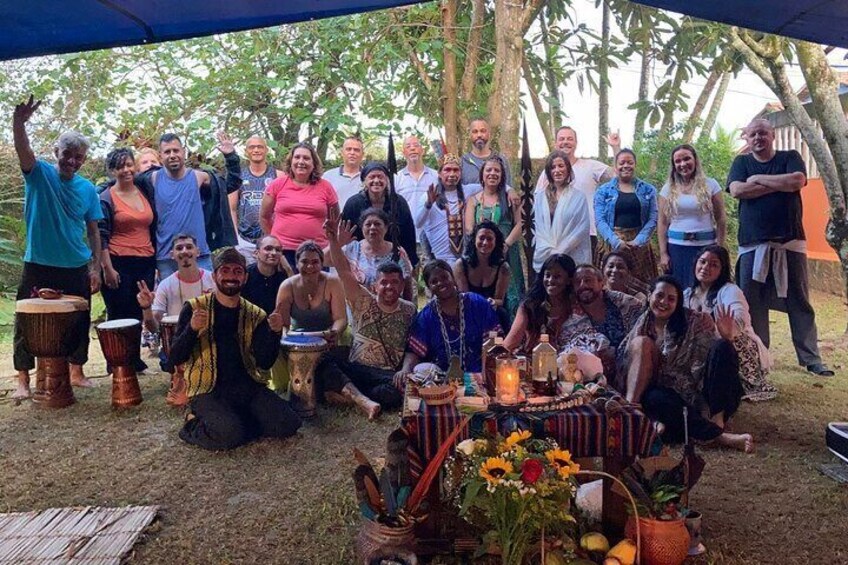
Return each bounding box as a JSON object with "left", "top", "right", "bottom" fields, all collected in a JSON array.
[
  {"left": 521, "top": 254, "right": 576, "bottom": 344},
  {"left": 650, "top": 275, "right": 687, "bottom": 344},
  {"left": 544, "top": 150, "right": 574, "bottom": 187},
  {"left": 478, "top": 155, "right": 512, "bottom": 223},
  {"left": 463, "top": 220, "right": 505, "bottom": 268},
  {"left": 691, "top": 245, "right": 732, "bottom": 307}
]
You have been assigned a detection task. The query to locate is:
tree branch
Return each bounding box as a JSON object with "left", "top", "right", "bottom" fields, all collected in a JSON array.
[
  {"left": 460, "top": 0, "right": 485, "bottom": 104},
  {"left": 522, "top": 57, "right": 553, "bottom": 149}
]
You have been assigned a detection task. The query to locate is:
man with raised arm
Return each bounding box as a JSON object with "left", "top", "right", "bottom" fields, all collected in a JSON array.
[
  {"left": 318, "top": 211, "right": 417, "bottom": 418},
  {"left": 12, "top": 95, "right": 103, "bottom": 399},
  {"left": 727, "top": 118, "right": 832, "bottom": 377}
]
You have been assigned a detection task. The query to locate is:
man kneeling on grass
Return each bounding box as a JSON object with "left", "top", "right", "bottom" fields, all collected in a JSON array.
[{"left": 169, "top": 247, "right": 301, "bottom": 450}]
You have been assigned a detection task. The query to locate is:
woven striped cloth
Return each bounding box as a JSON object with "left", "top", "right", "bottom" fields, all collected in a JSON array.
[{"left": 405, "top": 402, "right": 657, "bottom": 480}]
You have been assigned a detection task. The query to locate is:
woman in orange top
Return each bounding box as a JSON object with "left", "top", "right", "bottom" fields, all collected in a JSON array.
[{"left": 98, "top": 148, "right": 156, "bottom": 322}]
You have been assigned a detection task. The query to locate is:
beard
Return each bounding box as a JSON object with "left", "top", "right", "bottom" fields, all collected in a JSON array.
[
  {"left": 473, "top": 139, "right": 487, "bottom": 151},
  {"left": 217, "top": 282, "right": 244, "bottom": 296}
]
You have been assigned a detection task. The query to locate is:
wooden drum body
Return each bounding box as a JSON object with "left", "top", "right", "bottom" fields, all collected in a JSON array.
[
  {"left": 281, "top": 335, "right": 328, "bottom": 419},
  {"left": 16, "top": 296, "right": 88, "bottom": 409},
  {"left": 96, "top": 319, "right": 143, "bottom": 408},
  {"left": 159, "top": 315, "right": 187, "bottom": 408}
]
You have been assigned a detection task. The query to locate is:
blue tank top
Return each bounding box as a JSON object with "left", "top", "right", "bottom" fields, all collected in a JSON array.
[
  {"left": 238, "top": 165, "right": 277, "bottom": 241},
  {"left": 154, "top": 169, "right": 210, "bottom": 260}
]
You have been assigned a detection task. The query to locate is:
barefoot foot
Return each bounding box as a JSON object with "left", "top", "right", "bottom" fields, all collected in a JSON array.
[
  {"left": 12, "top": 382, "right": 31, "bottom": 400},
  {"left": 717, "top": 432, "right": 754, "bottom": 453}
]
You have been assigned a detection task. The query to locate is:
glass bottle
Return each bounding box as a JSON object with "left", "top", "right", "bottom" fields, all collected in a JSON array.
[
  {"left": 484, "top": 337, "right": 509, "bottom": 396},
  {"left": 481, "top": 330, "right": 498, "bottom": 379},
  {"left": 532, "top": 334, "right": 558, "bottom": 395}
]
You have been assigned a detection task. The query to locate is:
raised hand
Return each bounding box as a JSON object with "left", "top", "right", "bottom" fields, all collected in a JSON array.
[
  {"left": 426, "top": 183, "right": 439, "bottom": 207},
  {"left": 338, "top": 219, "right": 356, "bottom": 247},
  {"left": 715, "top": 303, "right": 736, "bottom": 341},
  {"left": 324, "top": 205, "right": 341, "bottom": 242},
  {"left": 136, "top": 280, "right": 155, "bottom": 309},
  {"left": 605, "top": 130, "right": 621, "bottom": 149},
  {"left": 13, "top": 95, "right": 42, "bottom": 125},
  {"left": 215, "top": 131, "right": 235, "bottom": 155}
]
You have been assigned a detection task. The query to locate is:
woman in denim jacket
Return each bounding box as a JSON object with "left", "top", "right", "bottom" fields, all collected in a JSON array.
[{"left": 594, "top": 149, "right": 658, "bottom": 284}]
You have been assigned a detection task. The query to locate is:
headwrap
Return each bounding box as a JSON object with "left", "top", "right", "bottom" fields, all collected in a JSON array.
[
  {"left": 360, "top": 161, "right": 391, "bottom": 182},
  {"left": 212, "top": 247, "right": 247, "bottom": 271},
  {"left": 438, "top": 153, "right": 461, "bottom": 171}
]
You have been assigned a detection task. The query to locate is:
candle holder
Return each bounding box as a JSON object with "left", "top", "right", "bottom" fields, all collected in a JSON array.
[{"left": 495, "top": 357, "right": 523, "bottom": 406}]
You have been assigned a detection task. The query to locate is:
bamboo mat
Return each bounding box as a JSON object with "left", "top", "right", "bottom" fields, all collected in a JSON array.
[{"left": 0, "top": 505, "right": 159, "bottom": 563}]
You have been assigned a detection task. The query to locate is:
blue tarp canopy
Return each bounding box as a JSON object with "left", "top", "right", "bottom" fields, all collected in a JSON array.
[
  {"left": 2, "top": 0, "right": 428, "bottom": 61},
  {"left": 633, "top": 0, "right": 848, "bottom": 48}
]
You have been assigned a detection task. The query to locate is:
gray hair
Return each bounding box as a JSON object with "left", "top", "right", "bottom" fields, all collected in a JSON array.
[{"left": 56, "top": 131, "right": 90, "bottom": 153}]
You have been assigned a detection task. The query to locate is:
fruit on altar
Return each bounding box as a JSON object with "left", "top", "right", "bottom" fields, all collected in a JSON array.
[
  {"left": 579, "top": 532, "right": 610, "bottom": 553},
  {"left": 602, "top": 558, "right": 622, "bottom": 565},
  {"left": 606, "top": 539, "right": 637, "bottom": 565},
  {"left": 543, "top": 550, "right": 569, "bottom": 565}
]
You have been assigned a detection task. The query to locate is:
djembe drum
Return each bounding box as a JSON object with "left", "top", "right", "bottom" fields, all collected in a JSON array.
[
  {"left": 15, "top": 295, "right": 88, "bottom": 408},
  {"left": 159, "top": 315, "right": 187, "bottom": 407},
  {"left": 96, "top": 319, "right": 143, "bottom": 408},
  {"left": 280, "top": 334, "right": 328, "bottom": 419}
]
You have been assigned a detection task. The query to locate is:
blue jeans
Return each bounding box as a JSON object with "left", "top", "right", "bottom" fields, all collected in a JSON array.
[{"left": 157, "top": 255, "right": 213, "bottom": 281}]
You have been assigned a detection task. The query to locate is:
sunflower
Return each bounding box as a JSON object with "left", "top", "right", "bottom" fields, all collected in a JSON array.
[
  {"left": 545, "top": 448, "right": 581, "bottom": 478},
  {"left": 480, "top": 457, "right": 514, "bottom": 483},
  {"left": 502, "top": 430, "right": 532, "bottom": 450}
]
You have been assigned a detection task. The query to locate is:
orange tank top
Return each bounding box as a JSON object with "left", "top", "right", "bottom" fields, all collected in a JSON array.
[{"left": 108, "top": 187, "right": 155, "bottom": 257}]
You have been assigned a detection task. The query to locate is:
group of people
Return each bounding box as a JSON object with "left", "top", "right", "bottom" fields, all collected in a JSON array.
[{"left": 11, "top": 89, "right": 833, "bottom": 452}]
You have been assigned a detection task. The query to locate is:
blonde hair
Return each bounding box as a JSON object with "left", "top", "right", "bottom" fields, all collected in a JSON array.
[{"left": 664, "top": 144, "right": 712, "bottom": 217}]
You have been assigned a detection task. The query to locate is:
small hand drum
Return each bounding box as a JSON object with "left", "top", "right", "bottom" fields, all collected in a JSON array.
[
  {"left": 96, "top": 319, "right": 143, "bottom": 409},
  {"left": 280, "top": 334, "right": 328, "bottom": 418},
  {"left": 159, "top": 315, "right": 187, "bottom": 408},
  {"left": 15, "top": 296, "right": 88, "bottom": 408}
]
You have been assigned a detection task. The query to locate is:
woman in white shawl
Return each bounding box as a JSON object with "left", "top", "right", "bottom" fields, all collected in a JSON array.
[{"left": 534, "top": 150, "right": 592, "bottom": 271}]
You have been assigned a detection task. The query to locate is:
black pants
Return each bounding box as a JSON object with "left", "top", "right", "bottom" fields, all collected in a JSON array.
[
  {"left": 102, "top": 254, "right": 156, "bottom": 322},
  {"left": 642, "top": 339, "right": 743, "bottom": 443},
  {"left": 179, "top": 383, "right": 302, "bottom": 451},
  {"left": 316, "top": 351, "right": 403, "bottom": 409},
  {"left": 14, "top": 262, "right": 91, "bottom": 371}
]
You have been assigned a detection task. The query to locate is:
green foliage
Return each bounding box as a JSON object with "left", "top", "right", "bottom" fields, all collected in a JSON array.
[{"left": 634, "top": 124, "right": 739, "bottom": 250}]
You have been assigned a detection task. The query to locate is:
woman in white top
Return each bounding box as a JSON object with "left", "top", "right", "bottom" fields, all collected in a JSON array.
[
  {"left": 533, "top": 150, "right": 592, "bottom": 270},
  {"left": 658, "top": 144, "right": 727, "bottom": 287},
  {"left": 683, "top": 245, "right": 777, "bottom": 402}
]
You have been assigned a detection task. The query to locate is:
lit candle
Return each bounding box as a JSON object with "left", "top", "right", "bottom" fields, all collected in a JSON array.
[{"left": 496, "top": 358, "right": 521, "bottom": 404}]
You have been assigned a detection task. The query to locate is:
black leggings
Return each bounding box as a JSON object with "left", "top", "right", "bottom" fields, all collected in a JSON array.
[
  {"left": 642, "top": 339, "right": 743, "bottom": 443},
  {"left": 101, "top": 254, "right": 156, "bottom": 322},
  {"left": 316, "top": 350, "right": 404, "bottom": 409}
]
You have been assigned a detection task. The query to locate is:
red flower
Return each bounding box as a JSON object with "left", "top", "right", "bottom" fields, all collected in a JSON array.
[{"left": 521, "top": 458, "right": 544, "bottom": 484}]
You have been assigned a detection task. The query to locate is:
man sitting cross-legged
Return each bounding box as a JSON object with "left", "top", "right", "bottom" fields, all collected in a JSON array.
[
  {"left": 169, "top": 248, "right": 301, "bottom": 450},
  {"left": 315, "top": 210, "right": 417, "bottom": 419}
]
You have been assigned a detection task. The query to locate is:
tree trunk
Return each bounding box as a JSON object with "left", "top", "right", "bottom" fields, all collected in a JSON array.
[
  {"left": 523, "top": 57, "right": 554, "bottom": 149},
  {"left": 540, "top": 11, "right": 562, "bottom": 144},
  {"left": 633, "top": 32, "right": 652, "bottom": 141},
  {"left": 699, "top": 71, "right": 729, "bottom": 142},
  {"left": 796, "top": 40, "right": 848, "bottom": 312},
  {"left": 460, "top": 0, "right": 485, "bottom": 105},
  {"left": 683, "top": 66, "right": 721, "bottom": 143},
  {"left": 650, "top": 62, "right": 687, "bottom": 174},
  {"left": 597, "top": 1, "right": 611, "bottom": 160},
  {"left": 441, "top": 0, "right": 460, "bottom": 155},
  {"left": 487, "top": 0, "right": 527, "bottom": 162}
]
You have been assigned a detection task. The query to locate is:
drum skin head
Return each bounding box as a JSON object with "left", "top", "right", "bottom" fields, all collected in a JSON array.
[
  {"left": 281, "top": 335, "right": 327, "bottom": 348},
  {"left": 16, "top": 297, "right": 89, "bottom": 313},
  {"left": 97, "top": 319, "right": 141, "bottom": 329},
  {"left": 161, "top": 315, "right": 180, "bottom": 325}
]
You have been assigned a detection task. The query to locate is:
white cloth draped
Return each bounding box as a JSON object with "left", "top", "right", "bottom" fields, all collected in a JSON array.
[{"left": 533, "top": 185, "right": 592, "bottom": 270}]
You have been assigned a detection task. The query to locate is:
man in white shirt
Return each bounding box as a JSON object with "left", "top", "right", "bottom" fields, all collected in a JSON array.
[
  {"left": 535, "top": 126, "right": 621, "bottom": 248},
  {"left": 414, "top": 154, "right": 481, "bottom": 262},
  {"left": 322, "top": 135, "right": 364, "bottom": 209},
  {"left": 395, "top": 135, "right": 439, "bottom": 219}
]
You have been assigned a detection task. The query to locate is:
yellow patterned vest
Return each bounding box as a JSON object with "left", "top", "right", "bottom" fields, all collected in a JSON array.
[{"left": 183, "top": 293, "right": 268, "bottom": 397}]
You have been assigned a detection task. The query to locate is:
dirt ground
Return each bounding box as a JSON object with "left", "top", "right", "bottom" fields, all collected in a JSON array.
[{"left": 1, "top": 290, "right": 847, "bottom": 564}]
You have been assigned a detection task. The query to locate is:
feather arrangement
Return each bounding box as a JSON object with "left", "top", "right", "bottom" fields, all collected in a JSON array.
[
  {"left": 385, "top": 428, "right": 411, "bottom": 508},
  {"left": 406, "top": 414, "right": 471, "bottom": 515}
]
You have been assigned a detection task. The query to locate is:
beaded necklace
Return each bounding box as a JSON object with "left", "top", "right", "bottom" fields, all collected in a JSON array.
[{"left": 436, "top": 292, "right": 466, "bottom": 371}]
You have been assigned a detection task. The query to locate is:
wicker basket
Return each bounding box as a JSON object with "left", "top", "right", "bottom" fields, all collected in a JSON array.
[
  {"left": 625, "top": 516, "right": 690, "bottom": 565},
  {"left": 355, "top": 519, "right": 418, "bottom": 565},
  {"left": 418, "top": 384, "right": 456, "bottom": 406}
]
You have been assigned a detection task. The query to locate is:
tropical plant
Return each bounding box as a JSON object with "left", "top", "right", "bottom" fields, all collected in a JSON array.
[{"left": 446, "top": 430, "right": 580, "bottom": 565}]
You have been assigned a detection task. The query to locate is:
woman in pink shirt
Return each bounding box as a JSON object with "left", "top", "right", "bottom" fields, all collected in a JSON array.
[{"left": 260, "top": 142, "right": 339, "bottom": 269}]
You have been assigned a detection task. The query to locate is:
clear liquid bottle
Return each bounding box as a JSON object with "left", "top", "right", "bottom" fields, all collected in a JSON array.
[{"left": 532, "top": 334, "right": 558, "bottom": 394}]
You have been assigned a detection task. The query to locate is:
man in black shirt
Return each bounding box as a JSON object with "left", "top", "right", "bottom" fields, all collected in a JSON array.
[
  {"left": 727, "top": 118, "right": 832, "bottom": 376},
  {"left": 242, "top": 235, "right": 290, "bottom": 314},
  {"left": 170, "top": 248, "right": 302, "bottom": 450}
]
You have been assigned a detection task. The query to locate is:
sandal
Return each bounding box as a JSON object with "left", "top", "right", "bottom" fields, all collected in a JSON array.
[{"left": 807, "top": 363, "right": 835, "bottom": 377}]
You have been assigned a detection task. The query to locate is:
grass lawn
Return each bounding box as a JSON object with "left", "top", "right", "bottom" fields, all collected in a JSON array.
[{"left": 0, "top": 291, "right": 846, "bottom": 564}]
